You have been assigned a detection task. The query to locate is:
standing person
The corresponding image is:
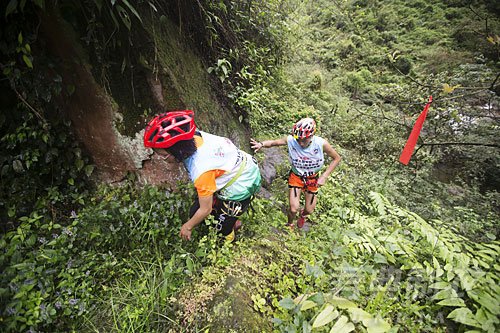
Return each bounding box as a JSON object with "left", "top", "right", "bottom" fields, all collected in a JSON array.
[
  {"left": 144, "top": 110, "right": 261, "bottom": 242},
  {"left": 250, "top": 118, "right": 341, "bottom": 228}
]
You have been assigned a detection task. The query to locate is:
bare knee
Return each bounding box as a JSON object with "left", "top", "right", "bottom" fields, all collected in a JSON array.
[{"left": 303, "top": 196, "right": 317, "bottom": 215}]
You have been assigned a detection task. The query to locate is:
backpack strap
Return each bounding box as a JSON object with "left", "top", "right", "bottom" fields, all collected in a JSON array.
[{"left": 219, "top": 156, "right": 247, "bottom": 192}]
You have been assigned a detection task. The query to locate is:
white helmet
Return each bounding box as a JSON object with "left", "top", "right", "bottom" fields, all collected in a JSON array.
[{"left": 292, "top": 118, "right": 316, "bottom": 139}]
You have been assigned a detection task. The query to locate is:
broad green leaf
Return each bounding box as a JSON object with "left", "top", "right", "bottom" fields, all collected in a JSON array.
[
  {"left": 474, "top": 307, "right": 499, "bottom": 327},
  {"left": 84, "top": 165, "right": 95, "bottom": 177},
  {"left": 364, "top": 316, "right": 391, "bottom": 333},
  {"left": 330, "top": 316, "right": 355, "bottom": 333},
  {"left": 312, "top": 305, "right": 338, "bottom": 328},
  {"left": 476, "top": 292, "right": 500, "bottom": 315},
  {"left": 186, "top": 257, "right": 194, "bottom": 272},
  {"left": 75, "top": 159, "right": 84, "bottom": 171},
  {"left": 300, "top": 300, "right": 317, "bottom": 311},
  {"left": 437, "top": 297, "right": 466, "bottom": 307},
  {"left": 348, "top": 307, "right": 373, "bottom": 324},
  {"left": 433, "top": 257, "right": 444, "bottom": 278},
  {"left": 374, "top": 253, "right": 387, "bottom": 264},
  {"left": 479, "top": 248, "right": 498, "bottom": 256},
  {"left": 22, "top": 54, "right": 33, "bottom": 68},
  {"left": 429, "top": 281, "right": 450, "bottom": 290},
  {"left": 432, "top": 288, "right": 457, "bottom": 301},
  {"left": 446, "top": 269, "right": 456, "bottom": 282},
  {"left": 303, "top": 321, "right": 312, "bottom": 333},
  {"left": 447, "top": 308, "right": 481, "bottom": 328},
  {"left": 329, "top": 296, "right": 357, "bottom": 309},
  {"left": 294, "top": 293, "right": 312, "bottom": 304},
  {"left": 460, "top": 274, "right": 477, "bottom": 291},
  {"left": 279, "top": 297, "right": 296, "bottom": 310}
]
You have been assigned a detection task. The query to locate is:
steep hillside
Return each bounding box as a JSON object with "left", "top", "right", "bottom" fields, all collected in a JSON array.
[{"left": 1, "top": 1, "right": 498, "bottom": 333}]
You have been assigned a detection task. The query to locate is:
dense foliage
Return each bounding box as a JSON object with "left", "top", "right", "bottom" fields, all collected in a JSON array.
[{"left": 1, "top": 0, "right": 499, "bottom": 332}]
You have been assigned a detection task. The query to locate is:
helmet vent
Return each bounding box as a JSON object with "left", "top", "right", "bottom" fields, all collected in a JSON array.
[{"left": 148, "top": 129, "right": 159, "bottom": 142}]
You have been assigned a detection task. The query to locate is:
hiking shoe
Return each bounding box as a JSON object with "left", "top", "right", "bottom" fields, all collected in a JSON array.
[
  {"left": 297, "top": 215, "right": 305, "bottom": 228},
  {"left": 225, "top": 230, "right": 235, "bottom": 243}
]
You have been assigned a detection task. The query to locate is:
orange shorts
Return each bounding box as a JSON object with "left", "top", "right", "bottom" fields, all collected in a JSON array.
[{"left": 288, "top": 172, "right": 319, "bottom": 193}]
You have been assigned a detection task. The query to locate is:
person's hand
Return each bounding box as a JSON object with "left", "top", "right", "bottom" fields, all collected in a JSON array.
[
  {"left": 317, "top": 176, "right": 327, "bottom": 187},
  {"left": 250, "top": 138, "right": 264, "bottom": 152},
  {"left": 180, "top": 223, "right": 193, "bottom": 241}
]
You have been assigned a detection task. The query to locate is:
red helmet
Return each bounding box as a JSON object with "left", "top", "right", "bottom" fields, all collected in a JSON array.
[
  {"left": 292, "top": 118, "right": 316, "bottom": 139},
  {"left": 143, "top": 110, "right": 196, "bottom": 148}
]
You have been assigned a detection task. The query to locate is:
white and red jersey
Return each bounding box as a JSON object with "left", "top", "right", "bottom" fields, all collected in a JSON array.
[{"left": 287, "top": 135, "right": 325, "bottom": 177}]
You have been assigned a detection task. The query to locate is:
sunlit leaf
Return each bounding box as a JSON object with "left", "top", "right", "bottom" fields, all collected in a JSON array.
[
  {"left": 432, "top": 288, "right": 457, "bottom": 300},
  {"left": 437, "top": 297, "right": 466, "bottom": 307},
  {"left": 442, "top": 83, "right": 461, "bottom": 94},
  {"left": 447, "top": 308, "right": 481, "bottom": 328},
  {"left": 329, "top": 296, "right": 357, "bottom": 309},
  {"left": 429, "top": 281, "right": 450, "bottom": 290},
  {"left": 300, "top": 300, "right": 317, "bottom": 311},
  {"left": 476, "top": 292, "right": 500, "bottom": 315},
  {"left": 364, "top": 316, "right": 391, "bottom": 333},
  {"left": 348, "top": 307, "right": 373, "bottom": 324},
  {"left": 330, "top": 315, "right": 355, "bottom": 333},
  {"left": 312, "top": 305, "right": 338, "bottom": 328}
]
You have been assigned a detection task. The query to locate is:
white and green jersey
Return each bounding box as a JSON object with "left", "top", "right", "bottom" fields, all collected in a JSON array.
[
  {"left": 287, "top": 135, "right": 325, "bottom": 177},
  {"left": 184, "top": 131, "right": 261, "bottom": 201}
]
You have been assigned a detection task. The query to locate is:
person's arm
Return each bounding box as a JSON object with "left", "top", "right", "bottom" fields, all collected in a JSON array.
[
  {"left": 250, "top": 137, "right": 287, "bottom": 153},
  {"left": 317, "top": 141, "right": 341, "bottom": 186},
  {"left": 180, "top": 194, "right": 213, "bottom": 241}
]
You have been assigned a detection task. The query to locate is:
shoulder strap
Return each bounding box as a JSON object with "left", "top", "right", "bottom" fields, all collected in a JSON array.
[{"left": 219, "top": 156, "right": 247, "bottom": 192}]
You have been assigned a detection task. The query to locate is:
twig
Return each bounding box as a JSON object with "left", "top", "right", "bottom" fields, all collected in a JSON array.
[
  {"left": 352, "top": 106, "right": 406, "bottom": 128},
  {"left": 413, "top": 141, "right": 500, "bottom": 157},
  {"left": 490, "top": 72, "right": 500, "bottom": 91},
  {"left": 390, "top": 63, "right": 436, "bottom": 89},
  {"left": 14, "top": 87, "right": 47, "bottom": 125},
  {"left": 420, "top": 142, "right": 500, "bottom": 148}
]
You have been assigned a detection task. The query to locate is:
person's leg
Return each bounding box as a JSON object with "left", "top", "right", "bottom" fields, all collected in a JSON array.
[
  {"left": 214, "top": 197, "right": 251, "bottom": 238},
  {"left": 287, "top": 171, "right": 305, "bottom": 226},
  {"left": 288, "top": 187, "right": 301, "bottom": 225},
  {"left": 298, "top": 175, "right": 319, "bottom": 225},
  {"left": 303, "top": 191, "right": 318, "bottom": 216}
]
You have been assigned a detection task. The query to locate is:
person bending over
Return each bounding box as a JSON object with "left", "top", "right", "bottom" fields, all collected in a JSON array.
[{"left": 144, "top": 110, "right": 261, "bottom": 242}]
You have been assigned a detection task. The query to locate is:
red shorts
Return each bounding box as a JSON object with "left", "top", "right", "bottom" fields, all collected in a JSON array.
[{"left": 288, "top": 172, "right": 319, "bottom": 193}]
